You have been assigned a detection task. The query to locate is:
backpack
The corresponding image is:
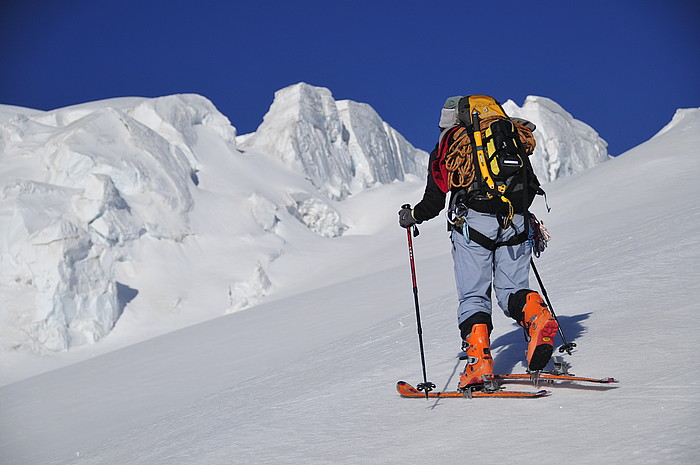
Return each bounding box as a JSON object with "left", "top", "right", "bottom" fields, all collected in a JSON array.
[{"left": 433, "top": 95, "right": 543, "bottom": 228}]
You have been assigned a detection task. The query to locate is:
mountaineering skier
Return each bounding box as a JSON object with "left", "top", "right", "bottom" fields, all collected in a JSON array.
[{"left": 398, "top": 95, "right": 559, "bottom": 393}]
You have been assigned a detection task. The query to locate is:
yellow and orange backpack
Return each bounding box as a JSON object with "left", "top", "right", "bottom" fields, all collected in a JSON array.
[{"left": 433, "top": 95, "right": 542, "bottom": 228}]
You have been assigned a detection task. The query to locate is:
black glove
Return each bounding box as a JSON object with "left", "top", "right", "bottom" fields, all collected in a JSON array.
[{"left": 398, "top": 205, "right": 418, "bottom": 228}]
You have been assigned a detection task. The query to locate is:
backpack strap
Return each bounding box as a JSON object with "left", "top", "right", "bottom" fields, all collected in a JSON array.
[
  {"left": 464, "top": 114, "right": 489, "bottom": 195},
  {"left": 465, "top": 111, "right": 515, "bottom": 228},
  {"left": 432, "top": 126, "right": 464, "bottom": 194}
]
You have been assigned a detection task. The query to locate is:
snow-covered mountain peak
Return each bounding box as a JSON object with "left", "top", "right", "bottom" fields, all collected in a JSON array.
[
  {"left": 653, "top": 107, "right": 700, "bottom": 139},
  {"left": 239, "top": 82, "right": 429, "bottom": 199},
  {"left": 503, "top": 95, "right": 610, "bottom": 182},
  {"left": 240, "top": 83, "right": 351, "bottom": 199}
]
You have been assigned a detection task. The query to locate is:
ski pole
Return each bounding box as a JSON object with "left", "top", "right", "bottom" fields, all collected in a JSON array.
[
  {"left": 403, "top": 205, "right": 435, "bottom": 398},
  {"left": 530, "top": 258, "right": 577, "bottom": 355}
]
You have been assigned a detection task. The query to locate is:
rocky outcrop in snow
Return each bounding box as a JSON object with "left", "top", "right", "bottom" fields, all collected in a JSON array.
[{"left": 503, "top": 96, "right": 610, "bottom": 182}]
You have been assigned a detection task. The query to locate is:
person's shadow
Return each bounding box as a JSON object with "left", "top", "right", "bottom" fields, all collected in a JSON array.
[{"left": 491, "top": 313, "right": 590, "bottom": 374}]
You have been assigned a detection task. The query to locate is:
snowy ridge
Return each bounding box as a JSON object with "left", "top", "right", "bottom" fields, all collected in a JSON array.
[
  {"left": 653, "top": 106, "right": 700, "bottom": 138},
  {"left": 0, "top": 88, "right": 428, "bottom": 356},
  {"left": 239, "top": 82, "right": 429, "bottom": 198},
  {"left": 0, "top": 85, "right": 615, "bottom": 358},
  {"left": 503, "top": 96, "right": 610, "bottom": 181}
]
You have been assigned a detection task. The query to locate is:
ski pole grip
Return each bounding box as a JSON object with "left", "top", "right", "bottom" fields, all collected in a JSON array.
[{"left": 401, "top": 204, "right": 419, "bottom": 236}]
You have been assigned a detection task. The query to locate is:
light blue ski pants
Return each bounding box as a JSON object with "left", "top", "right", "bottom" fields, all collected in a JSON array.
[{"left": 451, "top": 210, "right": 531, "bottom": 326}]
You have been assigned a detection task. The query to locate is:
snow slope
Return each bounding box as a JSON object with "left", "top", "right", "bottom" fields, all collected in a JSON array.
[{"left": 0, "top": 107, "right": 698, "bottom": 464}]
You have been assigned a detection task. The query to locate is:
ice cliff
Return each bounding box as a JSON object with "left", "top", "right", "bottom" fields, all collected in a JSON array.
[
  {"left": 503, "top": 96, "right": 610, "bottom": 182},
  {"left": 239, "top": 82, "right": 428, "bottom": 199},
  {"left": 0, "top": 95, "right": 233, "bottom": 351}
]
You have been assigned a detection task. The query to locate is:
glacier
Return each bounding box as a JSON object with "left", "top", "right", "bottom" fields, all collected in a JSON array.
[
  {"left": 0, "top": 83, "right": 610, "bottom": 355},
  {"left": 238, "top": 82, "right": 428, "bottom": 199},
  {"left": 503, "top": 96, "right": 610, "bottom": 182},
  {"left": 0, "top": 87, "right": 427, "bottom": 354}
]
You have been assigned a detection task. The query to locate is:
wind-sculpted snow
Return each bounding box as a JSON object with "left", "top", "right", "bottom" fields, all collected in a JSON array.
[
  {"left": 0, "top": 97, "right": 218, "bottom": 351},
  {"left": 503, "top": 96, "right": 610, "bottom": 182},
  {"left": 337, "top": 99, "right": 427, "bottom": 188},
  {"left": 239, "top": 83, "right": 429, "bottom": 199},
  {"left": 0, "top": 95, "right": 243, "bottom": 352}
]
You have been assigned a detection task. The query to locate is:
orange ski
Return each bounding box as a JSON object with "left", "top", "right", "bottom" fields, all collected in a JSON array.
[{"left": 396, "top": 381, "right": 548, "bottom": 399}]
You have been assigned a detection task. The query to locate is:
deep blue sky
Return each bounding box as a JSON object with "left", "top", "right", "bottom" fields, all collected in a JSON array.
[{"left": 1, "top": 0, "right": 698, "bottom": 155}]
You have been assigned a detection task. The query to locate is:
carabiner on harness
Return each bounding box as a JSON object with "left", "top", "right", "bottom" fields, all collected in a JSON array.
[{"left": 447, "top": 201, "right": 470, "bottom": 241}]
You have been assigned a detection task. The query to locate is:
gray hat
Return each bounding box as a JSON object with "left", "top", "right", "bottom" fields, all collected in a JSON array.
[
  {"left": 442, "top": 96, "right": 463, "bottom": 109},
  {"left": 439, "top": 96, "right": 463, "bottom": 129}
]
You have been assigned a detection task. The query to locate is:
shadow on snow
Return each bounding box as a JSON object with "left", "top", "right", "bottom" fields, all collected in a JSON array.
[{"left": 490, "top": 312, "right": 591, "bottom": 375}]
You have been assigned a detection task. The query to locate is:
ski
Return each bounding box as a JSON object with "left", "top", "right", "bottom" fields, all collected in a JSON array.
[
  {"left": 396, "top": 381, "right": 549, "bottom": 399},
  {"left": 496, "top": 373, "right": 618, "bottom": 384},
  {"left": 454, "top": 354, "right": 618, "bottom": 385}
]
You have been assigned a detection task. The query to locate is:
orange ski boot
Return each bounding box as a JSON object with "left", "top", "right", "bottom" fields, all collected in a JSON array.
[
  {"left": 458, "top": 324, "right": 495, "bottom": 391},
  {"left": 520, "top": 292, "right": 559, "bottom": 371}
]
